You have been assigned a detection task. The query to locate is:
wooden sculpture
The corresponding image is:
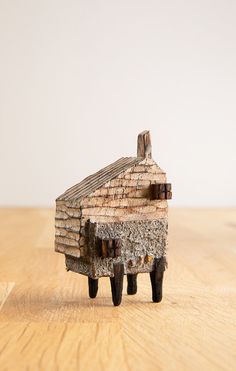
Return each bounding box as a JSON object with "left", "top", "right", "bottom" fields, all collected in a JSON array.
[{"left": 55, "top": 130, "right": 172, "bottom": 306}]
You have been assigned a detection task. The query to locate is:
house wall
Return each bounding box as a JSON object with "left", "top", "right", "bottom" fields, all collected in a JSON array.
[
  {"left": 93, "top": 219, "right": 167, "bottom": 277},
  {"left": 55, "top": 204, "right": 81, "bottom": 257},
  {"left": 55, "top": 158, "right": 168, "bottom": 259}
]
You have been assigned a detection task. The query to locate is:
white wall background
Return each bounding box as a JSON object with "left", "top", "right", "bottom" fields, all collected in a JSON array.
[{"left": 0, "top": 0, "right": 236, "bottom": 207}]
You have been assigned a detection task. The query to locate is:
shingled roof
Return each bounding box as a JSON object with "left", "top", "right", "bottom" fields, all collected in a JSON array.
[{"left": 57, "top": 157, "right": 143, "bottom": 202}]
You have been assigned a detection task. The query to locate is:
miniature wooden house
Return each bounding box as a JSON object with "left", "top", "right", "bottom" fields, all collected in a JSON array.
[{"left": 55, "top": 131, "right": 172, "bottom": 306}]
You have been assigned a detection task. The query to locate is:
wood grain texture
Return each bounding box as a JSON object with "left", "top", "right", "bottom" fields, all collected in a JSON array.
[
  {"left": 57, "top": 157, "right": 141, "bottom": 201},
  {"left": 137, "top": 130, "right": 152, "bottom": 158},
  {"left": 0, "top": 208, "right": 235, "bottom": 371},
  {"left": 55, "top": 158, "right": 167, "bottom": 258}
]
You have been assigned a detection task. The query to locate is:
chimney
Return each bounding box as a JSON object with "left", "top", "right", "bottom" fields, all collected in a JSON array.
[{"left": 137, "top": 130, "right": 152, "bottom": 159}]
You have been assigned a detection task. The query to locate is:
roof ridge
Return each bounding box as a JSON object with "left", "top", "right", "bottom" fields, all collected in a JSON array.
[
  {"left": 59, "top": 157, "right": 127, "bottom": 199},
  {"left": 56, "top": 157, "right": 142, "bottom": 202}
]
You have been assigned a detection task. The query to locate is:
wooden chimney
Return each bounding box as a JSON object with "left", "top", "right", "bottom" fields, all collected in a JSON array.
[{"left": 137, "top": 130, "right": 152, "bottom": 159}]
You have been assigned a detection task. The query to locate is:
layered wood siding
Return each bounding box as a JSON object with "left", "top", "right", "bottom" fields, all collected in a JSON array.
[
  {"left": 80, "top": 158, "right": 167, "bottom": 223},
  {"left": 55, "top": 158, "right": 168, "bottom": 257},
  {"left": 55, "top": 204, "right": 82, "bottom": 257}
]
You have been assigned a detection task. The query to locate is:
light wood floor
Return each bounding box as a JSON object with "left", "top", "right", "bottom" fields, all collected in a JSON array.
[{"left": 0, "top": 208, "right": 235, "bottom": 371}]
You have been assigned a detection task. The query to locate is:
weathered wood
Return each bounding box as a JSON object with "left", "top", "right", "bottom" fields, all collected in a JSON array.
[
  {"left": 107, "top": 239, "right": 114, "bottom": 257},
  {"left": 88, "top": 277, "right": 98, "bottom": 298},
  {"left": 159, "top": 192, "right": 166, "bottom": 200},
  {"left": 55, "top": 130, "right": 171, "bottom": 305},
  {"left": 149, "top": 257, "right": 166, "bottom": 303},
  {"left": 137, "top": 130, "right": 152, "bottom": 158},
  {"left": 55, "top": 236, "right": 79, "bottom": 247},
  {"left": 114, "top": 239, "right": 121, "bottom": 249},
  {"left": 114, "top": 239, "right": 122, "bottom": 257},
  {"left": 96, "top": 238, "right": 121, "bottom": 258},
  {"left": 55, "top": 228, "right": 80, "bottom": 241},
  {"left": 144, "top": 255, "right": 154, "bottom": 264},
  {"left": 82, "top": 205, "right": 162, "bottom": 217},
  {"left": 110, "top": 263, "right": 124, "bottom": 306},
  {"left": 81, "top": 209, "right": 167, "bottom": 224},
  {"left": 101, "top": 240, "right": 108, "bottom": 258},
  {"left": 150, "top": 184, "right": 159, "bottom": 200},
  {"left": 127, "top": 274, "right": 138, "bottom": 295},
  {"left": 159, "top": 184, "right": 165, "bottom": 192},
  {"left": 109, "top": 179, "right": 151, "bottom": 188},
  {"left": 57, "top": 157, "right": 141, "bottom": 202},
  {"left": 55, "top": 243, "right": 81, "bottom": 258},
  {"left": 56, "top": 205, "right": 82, "bottom": 216},
  {"left": 114, "top": 248, "right": 121, "bottom": 257},
  {"left": 150, "top": 183, "right": 172, "bottom": 200},
  {"left": 107, "top": 248, "right": 115, "bottom": 258},
  {"left": 96, "top": 238, "right": 102, "bottom": 257},
  {"left": 165, "top": 183, "right": 172, "bottom": 192},
  {"left": 130, "top": 164, "right": 165, "bottom": 174},
  {"left": 55, "top": 209, "right": 82, "bottom": 219},
  {"left": 123, "top": 172, "right": 166, "bottom": 181},
  {"left": 55, "top": 219, "right": 81, "bottom": 233},
  {"left": 55, "top": 211, "right": 69, "bottom": 220},
  {"left": 79, "top": 236, "right": 86, "bottom": 246},
  {"left": 166, "top": 191, "right": 172, "bottom": 200}
]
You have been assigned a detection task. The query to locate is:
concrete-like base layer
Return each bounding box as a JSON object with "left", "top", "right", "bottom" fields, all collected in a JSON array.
[{"left": 65, "top": 218, "right": 168, "bottom": 278}]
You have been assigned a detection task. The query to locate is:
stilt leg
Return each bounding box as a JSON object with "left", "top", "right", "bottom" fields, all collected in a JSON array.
[
  {"left": 88, "top": 277, "right": 98, "bottom": 298},
  {"left": 127, "top": 274, "right": 138, "bottom": 295},
  {"left": 149, "top": 257, "right": 166, "bottom": 303},
  {"left": 110, "top": 263, "right": 124, "bottom": 306}
]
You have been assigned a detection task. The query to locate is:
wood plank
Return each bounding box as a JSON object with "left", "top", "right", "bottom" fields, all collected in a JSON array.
[
  {"left": 55, "top": 243, "right": 81, "bottom": 257},
  {"left": 58, "top": 157, "right": 141, "bottom": 201},
  {"left": 81, "top": 205, "right": 165, "bottom": 217},
  {"left": 137, "top": 130, "right": 152, "bottom": 158},
  {"left": 81, "top": 197, "right": 166, "bottom": 208},
  {"left": 80, "top": 210, "right": 168, "bottom": 224},
  {"left": 55, "top": 236, "right": 79, "bottom": 247}
]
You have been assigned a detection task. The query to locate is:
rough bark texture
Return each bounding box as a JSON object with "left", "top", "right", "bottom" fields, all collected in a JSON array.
[
  {"left": 88, "top": 277, "right": 99, "bottom": 298},
  {"left": 64, "top": 219, "right": 168, "bottom": 278},
  {"left": 55, "top": 158, "right": 167, "bottom": 258},
  {"left": 137, "top": 130, "right": 152, "bottom": 158},
  {"left": 150, "top": 257, "right": 166, "bottom": 303},
  {"left": 55, "top": 157, "right": 169, "bottom": 279},
  {"left": 127, "top": 274, "right": 138, "bottom": 295},
  {"left": 110, "top": 263, "right": 124, "bottom": 306}
]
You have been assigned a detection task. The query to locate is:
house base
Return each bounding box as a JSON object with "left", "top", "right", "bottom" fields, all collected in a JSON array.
[{"left": 65, "top": 255, "right": 166, "bottom": 306}]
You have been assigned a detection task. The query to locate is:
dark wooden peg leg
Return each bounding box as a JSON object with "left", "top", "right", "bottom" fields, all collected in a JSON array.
[
  {"left": 88, "top": 277, "right": 99, "bottom": 298},
  {"left": 110, "top": 263, "right": 124, "bottom": 306},
  {"left": 150, "top": 257, "right": 165, "bottom": 303},
  {"left": 127, "top": 274, "right": 138, "bottom": 295}
]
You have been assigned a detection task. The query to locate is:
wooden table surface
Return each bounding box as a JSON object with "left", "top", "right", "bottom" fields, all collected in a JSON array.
[{"left": 0, "top": 208, "right": 235, "bottom": 371}]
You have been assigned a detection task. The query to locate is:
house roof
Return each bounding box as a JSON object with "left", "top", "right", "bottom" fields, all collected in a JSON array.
[{"left": 57, "top": 157, "right": 143, "bottom": 202}]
